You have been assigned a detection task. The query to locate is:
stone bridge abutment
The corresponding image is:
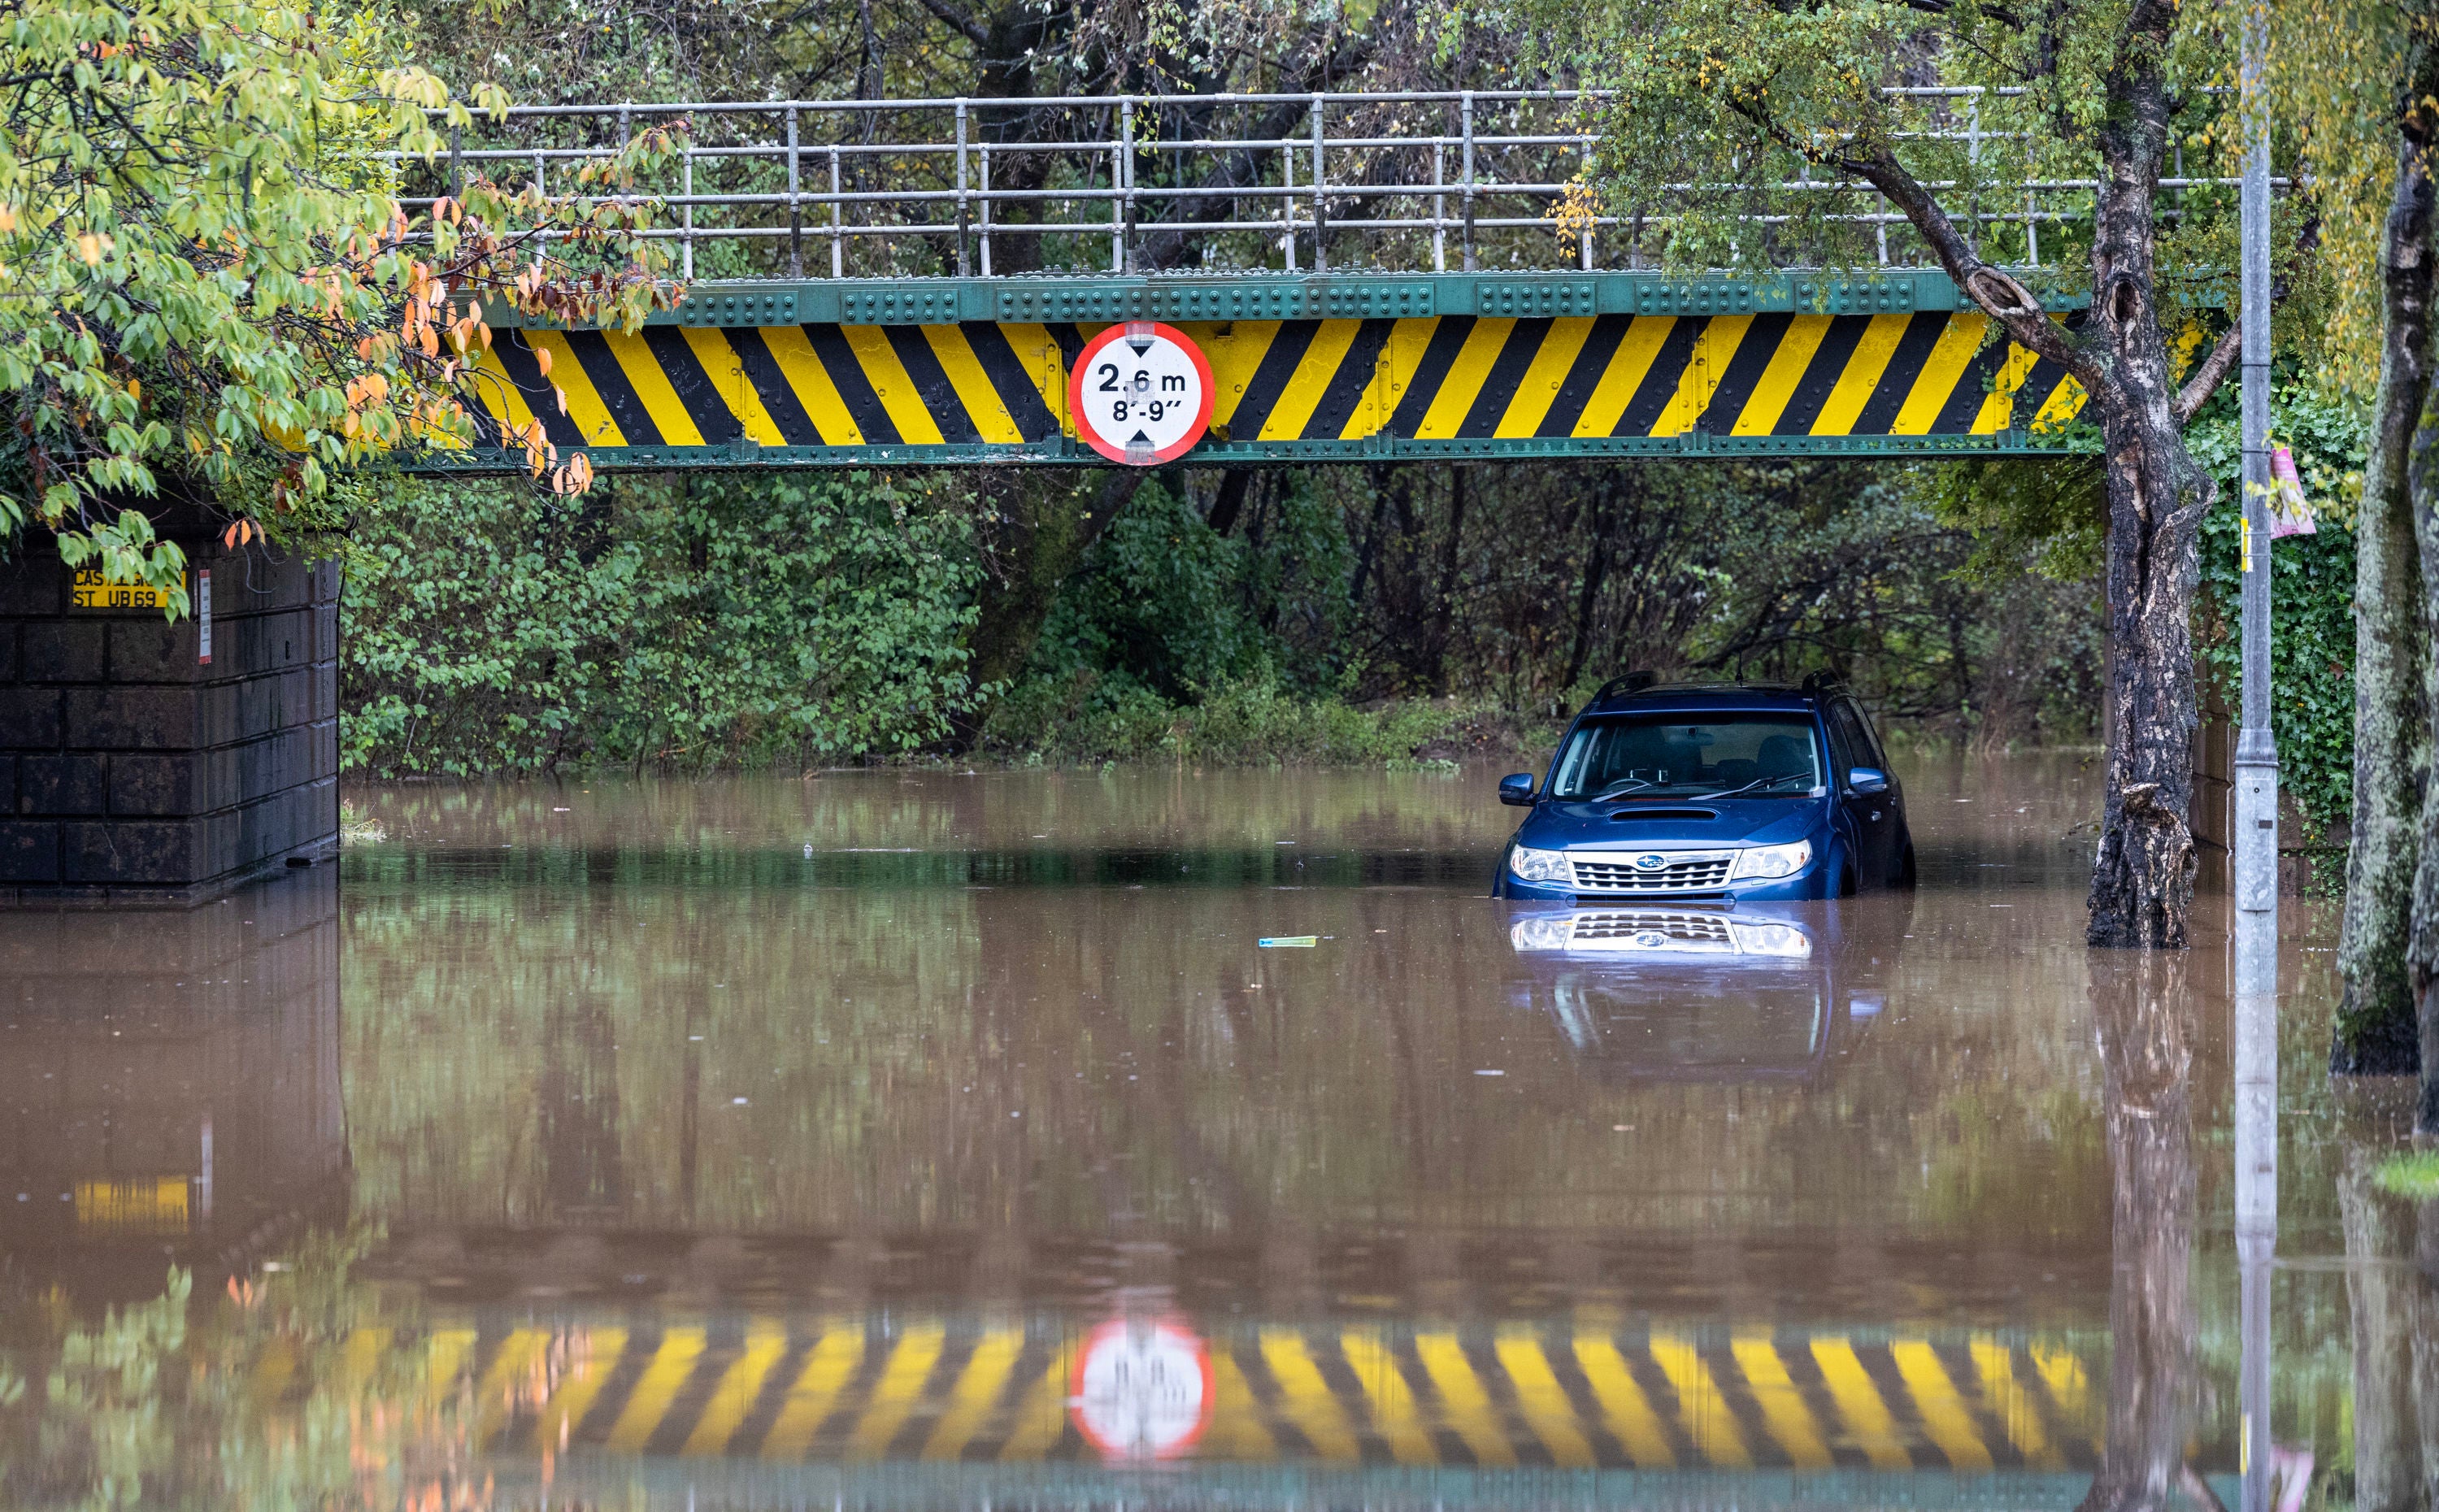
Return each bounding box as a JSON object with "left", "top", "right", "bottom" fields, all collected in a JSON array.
[{"left": 1, "top": 536, "right": 338, "bottom": 907}]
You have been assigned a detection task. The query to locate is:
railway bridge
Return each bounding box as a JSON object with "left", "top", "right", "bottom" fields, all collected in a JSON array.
[
  {"left": 418, "top": 89, "right": 2140, "bottom": 472},
  {"left": 3, "top": 89, "right": 2222, "bottom": 905}
]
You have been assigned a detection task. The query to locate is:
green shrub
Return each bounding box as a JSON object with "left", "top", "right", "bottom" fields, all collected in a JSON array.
[
  {"left": 1181, "top": 674, "right": 1452, "bottom": 765},
  {"left": 982, "top": 665, "right": 1517, "bottom": 768},
  {"left": 998, "top": 473, "right": 1358, "bottom": 732},
  {"left": 2374, "top": 1152, "right": 2439, "bottom": 1199},
  {"left": 340, "top": 472, "right": 979, "bottom": 776}
]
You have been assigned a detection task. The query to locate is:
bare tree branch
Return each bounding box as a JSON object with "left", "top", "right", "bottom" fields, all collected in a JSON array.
[
  {"left": 1846, "top": 146, "right": 2092, "bottom": 377},
  {"left": 1894, "top": 0, "right": 2025, "bottom": 28},
  {"left": 2172, "top": 321, "right": 2240, "bottom": 424},
  {"left": 1724, "top": 95, "right": 2091, "bottom": 380},
  {"left": 909, "top": 0, "right": 989, "bottom": 49}
]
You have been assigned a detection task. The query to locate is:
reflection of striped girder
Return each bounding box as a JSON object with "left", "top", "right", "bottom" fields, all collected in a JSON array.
[
  {"left": 455, "top": 313, "right": 2086, "bottom": 467},
  {"left": 395, "top": 1317, "right": 2107, "bottom": 1471}
]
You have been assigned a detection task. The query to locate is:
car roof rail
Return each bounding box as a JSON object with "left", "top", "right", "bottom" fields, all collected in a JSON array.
[
  {"left": 1592, "top": 670, "right": 1659, "bottom": 703},
  {"left": 1799, "top": 671, "right": 1846, "bottom": 695}
]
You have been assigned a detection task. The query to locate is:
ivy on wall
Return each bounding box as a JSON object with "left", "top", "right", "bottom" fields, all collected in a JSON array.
[{"left": 2188, "top": 384, "right": 2367, "bottom": 834}]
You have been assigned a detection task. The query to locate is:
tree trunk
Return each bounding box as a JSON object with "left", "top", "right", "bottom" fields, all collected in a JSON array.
[
  {"left": 1562, "top": 477, "right": 1612, "bottom": 691},
  {"left": 1429, "top": 467, "right": 1469, "bottom": 691},
  {"left": 1206, "top": 468, "right": 1252, "bottom": 537},
  {"left": 1347, "top": 482, "right": 1387, "bottom": 611},
  {"left": 2336, "top": 54, "right": 2439, "bottom": 1076},
  {"left": 1847, "top": 0, "right": 2209, "bottom": 945},
  {"left": 2404, "top": 376, "right": 2439, "bottom": 1131},
  {"left": 2338, "top": 1141, "right": 2434, "bottom": 1512},
  {"left": 2076, "top": 325, "right": 2213, "bottom": 946},
  {"left": 1853, "top": 0, "right": 2204, "bottom": 945},
  {"left": 2077, "top": 15, "right": 2213, "bottom": 949},
  {"left": 2076, "top": 951, "right": 2198, "bottom": 1512},
  {"left": 946, "top": 470, "right": 1146, "bottom": 748}
]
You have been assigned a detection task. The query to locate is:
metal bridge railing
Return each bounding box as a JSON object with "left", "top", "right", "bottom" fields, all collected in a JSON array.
[{"left": 393, "top": 90, "right": 2252, "bottom": 281}]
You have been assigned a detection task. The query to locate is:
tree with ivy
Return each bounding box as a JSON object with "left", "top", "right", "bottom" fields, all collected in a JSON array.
[
  {"left": 1515, "top": 0, "right": 2289, "bottom": 947},
  {"left": 0, "top": 0, "right": 685, "bottom": 610},
  {"left": 2316, "top": 8, "right": 2439, "bottom": 1126}
]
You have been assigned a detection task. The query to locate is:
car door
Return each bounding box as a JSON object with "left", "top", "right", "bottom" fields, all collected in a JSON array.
[
  {"left": 1849, "top": 700, "right": 1908, "bottom": 875},
  {"left": 1828, "top": 700, "right": 1896, "bottom": 885}
]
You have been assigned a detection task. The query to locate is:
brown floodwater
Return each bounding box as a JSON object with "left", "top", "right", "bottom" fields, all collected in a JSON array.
[{"left": 0, "top": 753, "right": 2424, "bottom": 1510}]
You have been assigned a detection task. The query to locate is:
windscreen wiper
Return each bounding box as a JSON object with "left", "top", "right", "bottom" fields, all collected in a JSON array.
[
  {"left": 1593, "top": 778, "right": 1655, "bottom": 800},
  {"left": 1690, "top": 773, "right": 1813, "bottom": 801}
]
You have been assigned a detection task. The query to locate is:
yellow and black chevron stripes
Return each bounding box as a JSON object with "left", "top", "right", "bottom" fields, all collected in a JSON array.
[
  {"left": 381, "top": 1318, "right": 2104, "bottom": 1471},
  {"left": 465, "top": 315, "right": 2088, "bottom": 456},
  {"left": 469, "top": 323, "right": 1068, "bottom": 451}
]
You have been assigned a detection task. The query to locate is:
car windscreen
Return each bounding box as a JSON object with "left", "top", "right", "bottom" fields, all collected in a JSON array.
[{"left": 1549, "top": 713, "right": 1826, "bottom": 800}]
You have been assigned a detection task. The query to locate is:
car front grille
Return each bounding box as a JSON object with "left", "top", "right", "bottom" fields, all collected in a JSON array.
[
  {"left": 1568, "top": 851, "right": 1736, "bottom": 892},
  {"left": 1570, "top": 910, "right": 1734, "bottom": 945}
]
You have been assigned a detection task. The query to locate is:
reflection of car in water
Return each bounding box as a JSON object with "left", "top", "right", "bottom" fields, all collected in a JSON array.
[
  {"left": 1504, "top": 896, "right": 1911, "bottom": 1081},
  {"left": 1492, "top": 674, "right": 1916, "bottom": 902}
]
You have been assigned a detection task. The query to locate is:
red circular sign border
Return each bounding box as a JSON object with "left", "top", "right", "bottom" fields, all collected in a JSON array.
[
  {"left": 1066, "top": 322, "right": 1215, "bottom": 466},
  {"left": 1065, "top": 1316, "right": 1217, "bottom": 1462}
]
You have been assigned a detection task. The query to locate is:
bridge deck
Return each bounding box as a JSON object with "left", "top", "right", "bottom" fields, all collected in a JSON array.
[
  {"left": 433, "top": 272, "right": 2107, "bottom": 470},
  {"left": 396, "top": 88, "right": 2249, "bottom": 467}
]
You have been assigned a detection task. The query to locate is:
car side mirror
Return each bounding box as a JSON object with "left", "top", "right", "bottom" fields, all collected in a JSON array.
[
  {"left": 1847, "top": 767, "right": 1890, "bottom": 796},
  {"left": 1498, "top": 772, "right": 1537, "bottom": 806}
]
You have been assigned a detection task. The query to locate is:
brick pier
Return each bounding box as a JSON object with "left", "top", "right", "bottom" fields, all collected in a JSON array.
[{"left": 1, "top": 542, "right": 338, "bottom": 906}]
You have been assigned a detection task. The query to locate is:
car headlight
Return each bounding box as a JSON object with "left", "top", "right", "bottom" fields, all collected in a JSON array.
[
  {"left": 1509, "top": 915, "right": 1575, "bottom": 950},
  {"left": 1730, "top": 839, "right": 1813, "bottom": 880},
  {"left": 1508, "top": 846, "right": 1573, "bottom": 884},
  {"left": 1730, "top": 922, "right": 1813, "bottom": 958}
]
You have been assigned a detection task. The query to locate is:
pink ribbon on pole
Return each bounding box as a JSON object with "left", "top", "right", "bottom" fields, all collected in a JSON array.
[{"left": 2267, "top": 445, "right": 2316, "bottom": 538}]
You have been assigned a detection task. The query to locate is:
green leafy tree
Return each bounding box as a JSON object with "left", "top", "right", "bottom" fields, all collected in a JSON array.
[
  {"left": 0, "top": 0, "right": 682, "bottom": 606},
  {"left": 2303, "top": 10, "right": 2439, "bottom": 1120},
  {"left": 1512, "top": 0, "right": 2278, "bottom": 947}
]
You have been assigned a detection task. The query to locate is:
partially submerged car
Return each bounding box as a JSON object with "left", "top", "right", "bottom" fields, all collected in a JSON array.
[{"left": 1493, "top": 675, "right": 1915, "bottom": 902}]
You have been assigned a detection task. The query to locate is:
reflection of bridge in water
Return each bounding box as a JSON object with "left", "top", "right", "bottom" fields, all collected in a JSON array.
[
  {"left": 371, "top": 1310, "right": 2111, "bottom": 1476},
  {"left": 1, "top": 847, "right": 2268, "bottom": 1509},
  {"left": 353, "top": 1214, "right": 2146, "bottom": 1501}
]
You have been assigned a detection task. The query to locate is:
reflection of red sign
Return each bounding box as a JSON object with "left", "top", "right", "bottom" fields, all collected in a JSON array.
[{"left": 1067, "top": 1318, "right": 1214, "bottom": 1460}]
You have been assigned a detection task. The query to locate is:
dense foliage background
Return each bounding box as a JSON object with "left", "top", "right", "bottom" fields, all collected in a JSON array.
[
  {"left": 341, "top": 472, "right": 979, "bottom": 776},
  {"left": 299, "top": 0, "right": 2365, "bottom": 802},
  {"left": 339, "top": 456, "right": 2115, "bottom": 774}
]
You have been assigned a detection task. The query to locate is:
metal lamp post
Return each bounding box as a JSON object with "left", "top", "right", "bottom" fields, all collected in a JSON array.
[{"left": 2232, "top": 2, "right": 2279, "bottom": 1508}]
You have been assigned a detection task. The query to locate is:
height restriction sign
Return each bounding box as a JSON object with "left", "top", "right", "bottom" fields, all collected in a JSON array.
[{"left": 1068, "top": 322, "right": 1214, "bottom": 465}]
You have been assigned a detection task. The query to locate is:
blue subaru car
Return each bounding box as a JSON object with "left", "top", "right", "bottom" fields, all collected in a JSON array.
[{"left": 1492, "top": 675, "right": 1915, "bottom": 902}]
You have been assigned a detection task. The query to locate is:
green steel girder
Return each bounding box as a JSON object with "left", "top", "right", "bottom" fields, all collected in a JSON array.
[
  {"left": 503, "top": 268, "right": 2102, "bottom": 332},
  {"left": 416, "top": 268, "right": 2154, "bottom": 471},
  {"left": 412, "top": 430, "right": 2076, "bottom": 473}
]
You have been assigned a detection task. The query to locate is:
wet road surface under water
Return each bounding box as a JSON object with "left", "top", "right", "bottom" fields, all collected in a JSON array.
[{"left": 0, "top": 754, "right": 2425, "bottom": 1510}]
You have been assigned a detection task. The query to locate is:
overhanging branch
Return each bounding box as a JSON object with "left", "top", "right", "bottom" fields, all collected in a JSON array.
[
  {"left": 1724, "top": 95, "right": 2092, "bottom": 380},
  {"left": 910, "top": 0, "right": 989, "bottom": 49},
  {"left": 2172, "top": 323, "right": 2240, "bottom": 424}
]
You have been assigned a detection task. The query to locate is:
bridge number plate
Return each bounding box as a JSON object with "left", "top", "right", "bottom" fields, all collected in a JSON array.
[{"left": 1069, "top": 322, "right": 1214, "bottom": 465}]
